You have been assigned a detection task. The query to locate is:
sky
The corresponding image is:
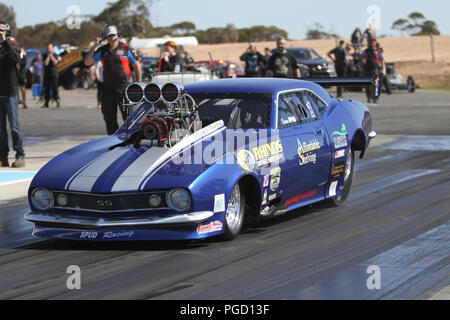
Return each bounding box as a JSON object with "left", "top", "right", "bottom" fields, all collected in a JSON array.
[{"left": 3, "top": 0, "right": 450, "bottom": 39}]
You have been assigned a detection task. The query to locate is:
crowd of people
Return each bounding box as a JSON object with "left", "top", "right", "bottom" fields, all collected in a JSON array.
[{"left": 0, "top": 20, "right": 388, "bottom": 169}]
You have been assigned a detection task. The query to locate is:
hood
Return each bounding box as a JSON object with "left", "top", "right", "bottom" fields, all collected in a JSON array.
[{"left": 30, "top": 121, "right": 229, "bottom": 194}]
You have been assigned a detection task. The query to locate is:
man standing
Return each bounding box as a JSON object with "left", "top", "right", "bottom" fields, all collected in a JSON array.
[
  {"left": 42, "top": 44, "right": 61, "bottom": 108},
  {"left": 240, "top": 44, "right": 264, "bottom": 77},
  {"left": 84, "top": 25, "right": 142, "bottom": 135},
  {"left": 327, "top": 40, "right": 349, "bottom": 98},
  {"left": 0, "top": 21, "right": 25, "bottom": 168},
  {"left": 362, "top": 39, "right": 385, "bottom": 104},
  {"left": 266, "top": 38, "right": 300, "bottom": 79},
  {"left": 18, "top": 47, "right": 28, "bottom": 109}
]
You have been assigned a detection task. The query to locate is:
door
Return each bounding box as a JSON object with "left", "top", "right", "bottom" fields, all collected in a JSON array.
[{"left": 277, "top": 91, "right": 332, "bottom": 208}]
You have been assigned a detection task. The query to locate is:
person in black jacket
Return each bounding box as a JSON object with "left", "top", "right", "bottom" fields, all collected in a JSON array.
[
  {"left": 160, "top": 41, "right": 184, "bottom": 73},
  {"left": 42, "top": 43, "right": 61, "bottom": 108},
  {"left": 0, "top": 21, "right": 25, "bottom": 168}
]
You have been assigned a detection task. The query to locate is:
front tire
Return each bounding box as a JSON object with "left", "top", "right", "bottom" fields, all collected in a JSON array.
[
  {"left": 222, "top": 182, "right": 245, "bottom": 240},
  {"left": 327, "top": 149, "right": 355, "bottom": 206}
]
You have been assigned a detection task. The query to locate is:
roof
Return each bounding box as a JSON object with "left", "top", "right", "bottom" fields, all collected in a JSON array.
[{"left": 185, "top": 78, "right": 332, "bottom": 102}]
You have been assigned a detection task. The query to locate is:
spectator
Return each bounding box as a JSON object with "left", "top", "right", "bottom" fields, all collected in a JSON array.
[
  {"left": 160, "top": 41, "right": 184, "bottom": 73},
  {"left": 42, "top": 43, "right": 61, "bottom": 108},
  {"left": 84, "top": 25, "right": 142, "bottom": 135},
  {"left": 350, "top": 46, "right": 363, "bottom": 77},
  {"left": 351, "top": 27, "right": 362, "bottom": 49},
  {"left": 183, "top": 52, "right": 195, "bottom": 71},
  {"left": 240, "top": 44, "right": 264, "bottom": 77},
  {"left": 362, "top": 39, "right": 385, "bottom": 103},
  {"left": 327, "top": 40, "right": 349, "bottom": 98},
  {"left": 363, "top": 26, "right": 376, "bottom": 46},
  {"left": 262, "top": 47, "right": 272, "bottom": 76},
  {"left": 18, "top": 47, "right": 28, "bottom": 109},
  {"left": 0, "top": 21, "right": 25, "bottom": 168},
  {"left": 31, "top": 52, "right": 43, "bottom": 85},
  {"left": 266, "top": 38, "right": 301, "bottom": 78}
]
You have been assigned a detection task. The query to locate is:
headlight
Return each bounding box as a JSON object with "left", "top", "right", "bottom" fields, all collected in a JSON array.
[
  {"left": 167, "top": 189, "right": 191, "bottom": 212},
  {"left": 31, "top": 188, "right": 54, "bottom": 211}
]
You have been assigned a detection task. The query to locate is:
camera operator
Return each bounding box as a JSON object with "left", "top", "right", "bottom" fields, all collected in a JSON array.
[
  {"left": 84, "top": 25, "right": 142, "bottom": 135},
  {"left": 0, "top": 21, "right": 25, "bottom": 168}
]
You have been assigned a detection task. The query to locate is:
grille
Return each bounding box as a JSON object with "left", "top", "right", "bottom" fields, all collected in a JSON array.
[{"left": 51, "top": 191, "right": 168, "bottom": 212}]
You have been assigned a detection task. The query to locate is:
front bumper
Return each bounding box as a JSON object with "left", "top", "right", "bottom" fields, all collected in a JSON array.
[{"left": 25, "top": 210, "right": 214, "bottom": 230}]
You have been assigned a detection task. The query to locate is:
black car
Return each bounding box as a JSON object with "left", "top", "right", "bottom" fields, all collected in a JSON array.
[{"left": 273, "top": 47, "right": 336, "bottom": 78}]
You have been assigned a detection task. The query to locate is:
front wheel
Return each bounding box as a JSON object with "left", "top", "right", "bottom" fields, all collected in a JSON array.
[
  {"left": 222, "top": 183, "right": 245, "bottom": 240},
  {"left": 327, "top": 149, "right": 355, "bottom": 206}
]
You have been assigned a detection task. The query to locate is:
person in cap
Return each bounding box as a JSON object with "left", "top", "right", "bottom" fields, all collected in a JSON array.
[
  {"left": 160, "top": 41, "right": 184, "bottom": 73},
  {"left": 42, "top": 43, "right": 61, "bottom": 108},
  {"left": 85, "top": 25, "right": 142, "bottom": 135},
  {"left": 0, "top": 21, "right": 26, "bottom": 167}
]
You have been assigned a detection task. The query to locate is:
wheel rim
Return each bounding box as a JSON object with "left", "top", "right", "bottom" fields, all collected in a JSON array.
[
  {"left": 344, "top": 150, "right": 353, "bottom": 182},
  {"left": 226, "top": 184, "right": 241, "bottom": 232}
]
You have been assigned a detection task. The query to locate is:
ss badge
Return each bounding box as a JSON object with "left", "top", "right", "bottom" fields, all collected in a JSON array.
[{"left": 97, "top": 200, "right": 113, "bottom": 207}]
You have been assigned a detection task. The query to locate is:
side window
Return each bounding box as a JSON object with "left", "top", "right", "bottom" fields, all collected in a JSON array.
[
  {"left": 278, "top": 94, "right": 300, "bottom": 128},
  {"left": 298, "top": 91, "right": 327, "bottom": 119}
]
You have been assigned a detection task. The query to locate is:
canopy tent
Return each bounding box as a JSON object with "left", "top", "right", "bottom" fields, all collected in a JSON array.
[{"left": 130, "top": 36, "right": 199, "bottom": 49}]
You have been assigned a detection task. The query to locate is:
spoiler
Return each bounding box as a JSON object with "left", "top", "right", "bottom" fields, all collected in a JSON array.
[{"left": 302, "top": 74, "right": 382, "bottom": 99}]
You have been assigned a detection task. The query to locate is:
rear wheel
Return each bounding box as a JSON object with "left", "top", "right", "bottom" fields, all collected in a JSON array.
[
  {"left": 327, "top": 149, "right": 355, "bottom": 206},
  {"left": 222, "top": 182, "right": 245, "bottom": 240}
]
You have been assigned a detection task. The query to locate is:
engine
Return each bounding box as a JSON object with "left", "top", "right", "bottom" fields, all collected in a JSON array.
[{"left": 122, "top": 82, "right": 199, "bottom": 148}]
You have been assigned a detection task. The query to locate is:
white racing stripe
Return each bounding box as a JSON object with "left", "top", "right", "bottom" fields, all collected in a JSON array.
[
  {"left": 67, "top": 148, "right": 129, "bottom": 192},
  {"left": 137, "top": 121, "right": 226, "bottom": 191}
]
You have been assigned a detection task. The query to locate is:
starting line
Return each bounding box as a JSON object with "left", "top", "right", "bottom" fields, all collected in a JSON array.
[{"left": 0, "top": 171, "right": 37, "bottom": 186}]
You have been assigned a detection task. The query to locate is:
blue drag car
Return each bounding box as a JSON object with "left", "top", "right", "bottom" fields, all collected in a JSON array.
[{"left": 25, "top": 78, "right": 378, "bottom": 241}]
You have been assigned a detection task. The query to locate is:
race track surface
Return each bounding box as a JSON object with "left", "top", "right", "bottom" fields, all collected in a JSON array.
[{"left": 0, "top": 89, "right": 449, "bottom": 300}]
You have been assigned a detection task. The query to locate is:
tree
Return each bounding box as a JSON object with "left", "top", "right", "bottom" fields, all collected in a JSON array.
[
  {"left": 171, "top": 21, "right": 196, "bottom": 35},
  {"left": 306, "top": 23, "right": 339, "bottom": 40},
  {"left": 0, "top": 3, "right": 17, "bottom": 31},
  {"left": 392, "top": 12, "right": 440, "bottom": 62},
  {"left": 392, "top": 12, "right": 440, "bottom": 36},
  {"left": 94, "top": 0, "right": 153, "bottom": 39}
]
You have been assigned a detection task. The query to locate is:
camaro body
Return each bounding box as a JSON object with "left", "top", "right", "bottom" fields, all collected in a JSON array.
[{"left": 26, "top": 78, "right": 374, "bottom": 241}]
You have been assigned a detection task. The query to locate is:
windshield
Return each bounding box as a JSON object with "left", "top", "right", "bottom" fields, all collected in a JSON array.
[
  {"left": 193, "top": 93, "right": 272, "bottom": 129},
  {"left": 288, "top": 48, "right": 322, "bottom": 61}
]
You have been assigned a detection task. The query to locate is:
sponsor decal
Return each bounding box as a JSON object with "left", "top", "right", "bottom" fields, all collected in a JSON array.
[
  {"left": 237, "top": 150, "right": 256, "bottom": 173},
  {"left": 80, "top": 232, "right": 98, "bottom": 239},
  {"left": 329, "top": 181, "right": 338, "bottom": 197},
  {"left": 335, "top": 149, "right": 346, "bottom": 159},
  {"left": 281, "top": 116, "right": 297, "bottom": 126},
  {"left": 263, "top": 175, "right": 270, "bottom": 188},
  {"left": 333, "top": 136, "right": 348, "bottom": 149},
  {"left": 331, "top": 161, "right": 346, "bottom": 179},
  {"left": 262, "top": 189, "right": 268, "bottom": 205},
  {"left": 197, "top": 220, "right": 224, "bottom": 235},
  {"left": 297, "top": 138, "right": 321, "bottom": 166},
  {"left": 252, "top": 140, "right": 285, "bottom": 168},
  {"left": 268, "top": 194, "right": 277, "bottom": 201},
  {"left": 332, "top": 124, "right": 348, "bottom": 137},
  {"left": 214, "top": 194, "right": 225, "bottom": 213},
  {"left": 103, "top": 231, "right": 135, "bottom": 239},
  {"left": 270, "top": 167, "right": 281, "bottom": 191},
  {"left": 285, "top": 189, "right": 317, "bottom": 206}
]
